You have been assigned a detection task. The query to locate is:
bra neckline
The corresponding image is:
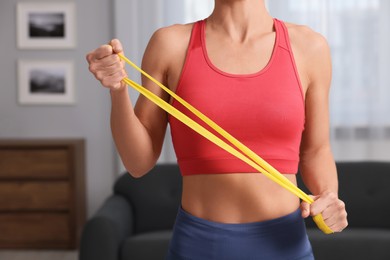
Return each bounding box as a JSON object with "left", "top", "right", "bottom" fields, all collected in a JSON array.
[{"left": 200, "top": 18, "right": 280, "bottom": 78}]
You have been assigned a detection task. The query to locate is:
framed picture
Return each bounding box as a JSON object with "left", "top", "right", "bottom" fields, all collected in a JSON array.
[
  {"left": 17, "top": 2, "right": 76, "bottom": 49},
  {"left": 18, "top": 60, "right": 75, "bottom": 105}
]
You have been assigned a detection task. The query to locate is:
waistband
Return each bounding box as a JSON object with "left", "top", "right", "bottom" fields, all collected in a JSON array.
[
  {"left": 168, "top": 207, "right": 313, "bottom": 259},
  {"left": 177, "top": 206, "right": 304, "bottom": 235}
]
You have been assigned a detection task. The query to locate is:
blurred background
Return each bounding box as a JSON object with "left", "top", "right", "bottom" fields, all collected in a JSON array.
[
  {"left": 0, "top": 0, "right": 389, "bottom": 259},
  {"left": 117, "top": 0, "right": 390, "bottom": 164}
]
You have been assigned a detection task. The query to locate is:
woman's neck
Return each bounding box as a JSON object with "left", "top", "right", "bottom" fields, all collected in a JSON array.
[{"left": 208, "top": 0, "right": 273, "bottom": 42}]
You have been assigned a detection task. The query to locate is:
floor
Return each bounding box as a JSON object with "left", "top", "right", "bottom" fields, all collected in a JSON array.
[{"left": 0, "top": 250, "right": 77, "bottom": 260}]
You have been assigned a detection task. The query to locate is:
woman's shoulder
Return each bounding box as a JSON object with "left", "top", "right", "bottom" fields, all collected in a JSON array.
[
  {"left": 283, "top": 21, "right": 330, "bottom": 56},
  {"left": 148, "top": 22, "right": 195, "bottom": 52},
  {"left": 154, "top": 22, "right": 195, "bottom": 36},
  {"left": 281, "top": 20, "right": 332, "bottom": 90},
  {"left": 142, "top": 22, "right": 197, "bottom": 85}
]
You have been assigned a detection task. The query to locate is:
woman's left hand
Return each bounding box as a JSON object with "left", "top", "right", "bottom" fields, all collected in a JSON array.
[{"left": 300, "top": 191, "right": 348, "bottom": 233}]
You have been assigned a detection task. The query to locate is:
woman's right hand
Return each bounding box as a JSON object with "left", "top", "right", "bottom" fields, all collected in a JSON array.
[{"left": 86, "top": 39, "right": 128, "bottom": 91}]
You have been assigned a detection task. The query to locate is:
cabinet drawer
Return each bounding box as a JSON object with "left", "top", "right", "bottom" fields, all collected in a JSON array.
[
  {"left": 0, "top": 148, "right": 69, "bottom": 179},
  {"left": 0, "top": 213, "right": 71, "bottom": 249},
  {"left": 0, "top": 181, "right": 69, "bottom": 210}
]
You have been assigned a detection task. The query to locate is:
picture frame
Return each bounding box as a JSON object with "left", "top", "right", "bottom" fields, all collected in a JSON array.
[
  {"left": 17, "top": 2, "right": 76, "bottom": 49},
  {"left": 18, "top": 60, "right": 75, "bottom": 105}
]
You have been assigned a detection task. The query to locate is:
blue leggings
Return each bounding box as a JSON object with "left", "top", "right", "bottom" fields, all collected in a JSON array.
[{"left": 166, "top": 207, "right": 314, "bottom": 260}]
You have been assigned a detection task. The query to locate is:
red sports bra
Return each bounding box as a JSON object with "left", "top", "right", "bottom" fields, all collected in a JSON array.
[{"left": 168, "top": 18, "right": 305, "bottom": 175}]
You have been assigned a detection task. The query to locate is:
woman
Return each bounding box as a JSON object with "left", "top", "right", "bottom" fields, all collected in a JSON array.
[{"left": 87, "top": 0, "right": 348, "bottom": 259}]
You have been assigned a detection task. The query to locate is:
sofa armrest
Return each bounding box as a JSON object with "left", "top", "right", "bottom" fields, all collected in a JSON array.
[{"left": 79, "top": 195, "right": 134, "bottom": 260}]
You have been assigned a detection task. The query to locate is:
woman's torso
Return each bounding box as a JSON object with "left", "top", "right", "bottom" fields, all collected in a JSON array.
[{"left": 165, "top": 18, "right": 308, "bottom": 223}]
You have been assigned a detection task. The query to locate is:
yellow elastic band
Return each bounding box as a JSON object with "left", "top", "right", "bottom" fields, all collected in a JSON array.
[{"left": 118, "top": 53, "right": 333, "bottom": 234}]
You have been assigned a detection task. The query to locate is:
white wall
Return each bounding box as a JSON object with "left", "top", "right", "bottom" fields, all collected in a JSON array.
[{"left": 0, "top": 0, "right": 117, "bottom": 218}]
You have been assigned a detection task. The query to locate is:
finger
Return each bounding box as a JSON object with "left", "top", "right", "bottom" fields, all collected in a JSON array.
[
  {"left": 92, "top": 64, "right": 125, "bottom": 82},
  {"left": 328, "top": 217, "right": 348, "bottom": 233},
  {"left": 310, "top": 192, "right": 335, "bottom": 216},
  {"left": 110, "top": 39, "right": 124, "bottom": 54},
  {"left": 320, "top": 208, "right": 338, "bottom": 227},
  {"left": 104, "top": 61, "right": 125, "bottom": 76},
  {"left": 100, "top": 70, "right": 128, "bottom": 89},
  {"left": 86, "top": 52, "right": 94, "bottom": 63},
  {"left": 321, "top": 201, "right": 348, "bottom": 232},
  {"left": 321, "top": 199, "right": 346, "bottom": 220},
  {"left": 94, "top": 54, "right": 122, "bottom": 70},
  {"left": 300, "top": 201, "right": 311, "bottom": 218},
  {"left": 94, "top": 44, "right": 114, "bottom": 60},
  {"left": 88, "top": 55, "right": 123, "bottom": 78}
]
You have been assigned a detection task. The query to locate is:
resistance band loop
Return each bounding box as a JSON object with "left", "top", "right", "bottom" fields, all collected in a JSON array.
[{"left": 118, "top": 53, "right": 333, "bottom": 234}]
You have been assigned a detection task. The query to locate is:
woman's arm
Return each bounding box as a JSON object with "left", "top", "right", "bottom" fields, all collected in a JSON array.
[
  {"left": 87, "top": 29, "right": 174, "bottom": 177},
  {"left": 297, "top": 29, "right": 348, "bottom": 232},
  {"left": 299, "top": 32, "right": 337, "bottom": 195}
]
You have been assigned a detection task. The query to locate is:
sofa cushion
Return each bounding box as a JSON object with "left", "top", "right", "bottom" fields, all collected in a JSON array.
[
  {"left": 298, "top": 162, "right": 390, "bottom": 229},
  {"left": 121, "top": 230, "right": 172, "bottom": 260},
  {"left": 307, "top": 228, "right": 390, "bottom": 260},
  {"left": 336, "top": 162, "right": 390, "bottom": 228},
  {"left": 114, "top": 164, "right": 182, "bottom": 234}
]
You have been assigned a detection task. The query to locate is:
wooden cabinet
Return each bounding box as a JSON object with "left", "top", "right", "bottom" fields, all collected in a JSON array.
[{"left": 0, "top": 139, "right": 85, "bottom": 249}]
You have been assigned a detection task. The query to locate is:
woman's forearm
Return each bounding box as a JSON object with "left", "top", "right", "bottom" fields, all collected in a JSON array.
[
  {"left": 299, "top": 146, "right": 338, "bottom": 196},
  {"left": 110, "top": 87, "right": 157, "bottom": 177}
]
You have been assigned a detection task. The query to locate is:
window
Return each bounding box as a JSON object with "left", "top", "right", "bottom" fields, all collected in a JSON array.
[
  {"left": 183, "top": 0, "right": 214, "bottom": 23},
  {"left": 166, "top": 0, "right": 390, "bottom": 134},
  {"left": 115, "top": 0, "right": 390, "bottom": 164},
  {"left": 267, "top": 0, "right": 390, "bottom": 139}
]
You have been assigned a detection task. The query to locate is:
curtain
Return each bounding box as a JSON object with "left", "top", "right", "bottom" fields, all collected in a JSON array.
[
  {"left": 114, "top": 0, "right": 390, "bottom": 167},
  {"left": 266, "top": 0, "right": 390, "bottom": 160}
]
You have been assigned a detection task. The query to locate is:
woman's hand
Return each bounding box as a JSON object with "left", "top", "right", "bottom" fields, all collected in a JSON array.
[
  {"left": 86, "top": 39, "right": 128, "bottom": 91},
  {"left": 301, "top": 191, "right": 348, "bottom": 233}
]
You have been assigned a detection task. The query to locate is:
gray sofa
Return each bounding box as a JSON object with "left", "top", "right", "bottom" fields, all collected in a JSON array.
[
  {"left": 79, "top": 162, "right": 390, "bottom": 260},
  {"left": 299, "top": 162, "right": 390, "bottom": 260}
]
